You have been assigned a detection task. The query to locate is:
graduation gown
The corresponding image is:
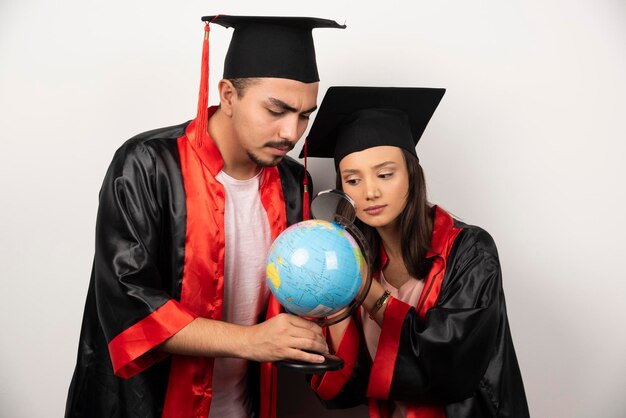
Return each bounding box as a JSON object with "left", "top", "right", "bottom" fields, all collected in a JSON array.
[
  {"left": 311, "top": 207, "right": 529, "bottom": 417},
  {"left": 65, "top": 106, "right": 309, "bottom": 418}
]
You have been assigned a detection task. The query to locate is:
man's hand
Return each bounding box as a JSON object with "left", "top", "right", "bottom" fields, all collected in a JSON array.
[
  {"left": 159, "top": 314, "right": 328, "bottom": 363},
  {"left": 241, "top": 313, "right": 329, "bottom": 363}
]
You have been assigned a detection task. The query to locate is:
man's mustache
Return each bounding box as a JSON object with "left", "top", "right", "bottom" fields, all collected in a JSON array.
[{"left": 264, "top": 140, "right": 295, "bottom": 151}]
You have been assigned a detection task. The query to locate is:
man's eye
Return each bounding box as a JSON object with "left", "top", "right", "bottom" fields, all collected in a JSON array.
[
  {"left": 299, "top": 114, "right": 311, "bottom": 120},
  {"left": 268, "top": 109, "right": 284, "bottom": 116}
]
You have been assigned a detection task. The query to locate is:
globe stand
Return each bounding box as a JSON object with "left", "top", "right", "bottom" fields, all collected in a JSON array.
[{"left": 276, "top": 352, "right": 344, "bottom": 373}]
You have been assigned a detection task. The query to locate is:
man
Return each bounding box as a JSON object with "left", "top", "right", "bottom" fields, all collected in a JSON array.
[{"left": 65, "top": 15, "right": 345, "bottom": 418}]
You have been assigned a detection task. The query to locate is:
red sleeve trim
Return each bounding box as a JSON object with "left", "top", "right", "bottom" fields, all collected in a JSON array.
[
  {"left": 259, "top": 295, "right": 281, "bottom": 418},
  {"left": 367, "top": 297, "right": 411, "bottom": 399},
  {"left": 108, "top": 299, "right": 197, "bottom": 378},
  {"left": 311, "top": 318, "right": 360, "bottom": 400}
]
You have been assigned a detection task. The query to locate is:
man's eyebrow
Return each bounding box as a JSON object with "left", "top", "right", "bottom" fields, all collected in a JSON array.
[
  {"left": 302, "top": 104, "right": 318, "bottom": 114},
  {"left": 268, "top": 97, "right": 317, "bottom": 114}
]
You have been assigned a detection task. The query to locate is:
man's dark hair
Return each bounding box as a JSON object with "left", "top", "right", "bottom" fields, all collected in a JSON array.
[{"left": 227, "top": 78, "right": 260, "bottom": 97}]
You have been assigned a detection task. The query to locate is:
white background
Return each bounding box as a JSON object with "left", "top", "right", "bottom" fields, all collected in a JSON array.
[{"left": 1, "top": 1, "right": 625, "bottom": 417}]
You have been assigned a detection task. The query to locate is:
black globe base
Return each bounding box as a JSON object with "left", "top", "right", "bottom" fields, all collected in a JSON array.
[{"left": 275, "top": 352, "right": 344, "bottom": 373}]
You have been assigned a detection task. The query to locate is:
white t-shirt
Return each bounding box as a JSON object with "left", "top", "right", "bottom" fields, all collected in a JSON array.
[{"left": 210, "top": 170, "right": 272, "bottom": 418}]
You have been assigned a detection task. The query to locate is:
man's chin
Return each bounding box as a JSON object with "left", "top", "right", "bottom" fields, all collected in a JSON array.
[
  {"left": 258, "top": 159, "right": 282, "bottom": 168},
  {"left": 247, "top": 151, "right": 283, "bottom": 167}
]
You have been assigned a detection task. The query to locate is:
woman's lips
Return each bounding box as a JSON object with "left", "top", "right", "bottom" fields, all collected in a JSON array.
[{"left": 363, "top": 205, "right": 386, "bottom": 215}]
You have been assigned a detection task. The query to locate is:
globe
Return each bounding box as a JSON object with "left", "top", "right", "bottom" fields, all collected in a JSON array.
[{"left": 266, "top": 219, "right": 365, "bottom": 318}]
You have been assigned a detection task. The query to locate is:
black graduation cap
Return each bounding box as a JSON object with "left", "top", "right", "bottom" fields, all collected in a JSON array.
[
  {"left": 301, "top": 87, "right": 446, "bottom": 165},
  {"left": 201, "top": 15, "right": 346, "bottom": 82}
]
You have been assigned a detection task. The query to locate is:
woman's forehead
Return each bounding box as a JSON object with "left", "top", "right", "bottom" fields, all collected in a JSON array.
[{"left": 339, "top": 146, "right": 404, "bottom": 171}]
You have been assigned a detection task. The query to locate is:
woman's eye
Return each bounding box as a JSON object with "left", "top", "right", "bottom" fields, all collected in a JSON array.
[
  {"left": 344, "top": 178, "right": 359, "bottom": 186},
  {"left": 379, "top": 172, "right": 393, "bottom": 179}
]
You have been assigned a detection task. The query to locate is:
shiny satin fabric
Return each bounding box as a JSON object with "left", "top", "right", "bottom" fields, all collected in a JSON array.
[
  {"left": 66, "top": 122, "right": 190, "bottom": 418},
  {"left": 312, "top": 208, "right": 530, "bottom": 418},
  {"left": 66, "top": 117, "right": 310, "bottom": 417}
]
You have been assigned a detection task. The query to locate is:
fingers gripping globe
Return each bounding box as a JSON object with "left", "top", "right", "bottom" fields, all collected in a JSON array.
[{"left": 266, "top": 219, "right": 365, "bottom": 320}]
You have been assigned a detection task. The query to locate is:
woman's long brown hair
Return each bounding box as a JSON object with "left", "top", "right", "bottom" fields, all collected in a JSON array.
[{"left": 337, "top": 149, "right": 434, "bottom": 280}]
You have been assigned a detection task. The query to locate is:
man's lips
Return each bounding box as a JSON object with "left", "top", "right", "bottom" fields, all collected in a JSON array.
[
  {"left": 265, "top": 142, "right": 293, "bottom": 156},
  {"left": 267, "top": 145, "right": 290, "bottom": 156},
  {"left": 363, "top": 205, "right": 386, "bottom": 215}
]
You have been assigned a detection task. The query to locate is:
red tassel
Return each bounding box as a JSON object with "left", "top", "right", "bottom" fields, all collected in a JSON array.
[
  {"left": 302, "top": 137, "right": 310, "bottom": 221},
  {"left": 195, "top": 23, "right": 210, "bottom": 148}
]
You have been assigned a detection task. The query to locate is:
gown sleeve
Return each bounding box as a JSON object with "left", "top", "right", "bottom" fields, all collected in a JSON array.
[
  {"left": 368, "top": 227, "right": 503, "bottom": 403},
  {"left": 94, "top": 141, "right": 196, "bottom": 379},
  {"left": 310, "top": 317, "right": 370, "bottom": 408}
]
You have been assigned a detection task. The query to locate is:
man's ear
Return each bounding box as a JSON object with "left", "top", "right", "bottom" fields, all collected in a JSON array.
[{"left": 218, "top": 79, "right": 237, "bottom": 117}]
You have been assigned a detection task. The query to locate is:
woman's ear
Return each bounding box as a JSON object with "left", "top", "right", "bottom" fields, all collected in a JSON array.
[{"left": 218, "top": 79, "right": 237, "bottom": 117}]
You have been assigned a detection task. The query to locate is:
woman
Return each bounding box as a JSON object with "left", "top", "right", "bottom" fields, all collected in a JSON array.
[{"left": 303, "top": 87, "right": 529, "bottom": 417}]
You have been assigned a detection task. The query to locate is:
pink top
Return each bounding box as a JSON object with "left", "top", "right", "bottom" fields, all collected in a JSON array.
[{"left": 361, "top": 271, "right": 425, "bottom": 418}]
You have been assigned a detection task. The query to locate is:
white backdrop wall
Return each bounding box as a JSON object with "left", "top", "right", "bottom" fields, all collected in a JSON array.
[{"left": 1, "top": 1, "right": 625, "bottom": 417}]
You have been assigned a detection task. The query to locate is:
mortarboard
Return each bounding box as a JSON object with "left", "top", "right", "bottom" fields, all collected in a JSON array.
[
  {"left": 301, "top": 87, "right": 446, "bottom": 166},
  {"left": 202, "top": 15, "right": 346, "bottom": 82}
]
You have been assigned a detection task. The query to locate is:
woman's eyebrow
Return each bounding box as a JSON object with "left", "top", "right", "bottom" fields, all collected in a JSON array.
[
  {"left": 373, "top": 161, "right": 396, "bottom": 169},
  {"left": 341, "top": 168, "right": 360, "bottom": 175},
  {"left": 342, "top": 161, "right": 396, "bottom": 175}
]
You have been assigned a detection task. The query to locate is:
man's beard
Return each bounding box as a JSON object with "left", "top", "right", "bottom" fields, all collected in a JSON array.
[
  {"left": 247, "top": 140, "right": 295, "bottom": 167},
  {"left": 246, "top": 150, "right": 282, "bottom": 167}
]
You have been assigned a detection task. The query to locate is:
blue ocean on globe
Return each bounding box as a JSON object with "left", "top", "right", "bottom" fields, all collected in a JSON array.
[{"left": 266, "top": 219, "right": 364, "bottom": 318}]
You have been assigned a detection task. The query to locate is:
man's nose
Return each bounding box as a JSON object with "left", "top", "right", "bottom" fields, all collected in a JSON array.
[{"left": 278, "top": 114, "right": 300, "bottom": 142}]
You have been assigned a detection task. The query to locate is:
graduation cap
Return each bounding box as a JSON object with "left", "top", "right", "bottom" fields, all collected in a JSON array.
[
  {"left": 202, "top": 15, "right": 346, "bottom": 82},
  {"left": 301, "top": 87, "right": 446, "bottom": 166},
  {"left": 193, "top": 15, "right": 345, "bottom": 148}
]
